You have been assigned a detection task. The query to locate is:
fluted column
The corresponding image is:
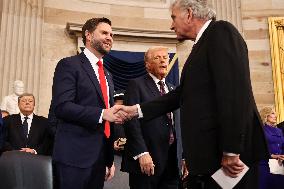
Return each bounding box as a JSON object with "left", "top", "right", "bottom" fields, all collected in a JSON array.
[
  {"left": 0, "top": 0, "right": 44, "bottom": 112},
  {"left": 210, "top": 0, "right": 243, "bottom": 33}
]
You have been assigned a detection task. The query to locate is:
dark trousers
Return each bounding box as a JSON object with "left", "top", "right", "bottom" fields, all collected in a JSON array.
[
  {"left": 54, "top": 152, "right": 106, "bottom": 189},
  {"left": 129, "top": 144, "right": 179, "bottom": 189},
  {"left": 183, "top": 163, "right": 259, "bottom": 189}
]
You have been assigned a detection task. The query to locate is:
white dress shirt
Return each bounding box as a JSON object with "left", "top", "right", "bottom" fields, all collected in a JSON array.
[
  {"left": 84, "top": 48, "right": 110, "bottom": 123},
  {"left": 20, "top": 113, "right": 33, "bottom": 137}
]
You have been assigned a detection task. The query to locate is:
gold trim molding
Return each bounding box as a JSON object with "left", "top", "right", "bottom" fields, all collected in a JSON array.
[{"left": 268, "top": 17, "right": 284, "bottom": 123}]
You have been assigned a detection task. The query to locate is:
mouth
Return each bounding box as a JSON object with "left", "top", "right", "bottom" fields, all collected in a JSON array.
[{"left": 103, "top": 42, "right": 112, "bottom": 49}]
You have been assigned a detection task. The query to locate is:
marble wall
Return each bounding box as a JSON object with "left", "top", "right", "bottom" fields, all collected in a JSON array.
[
  {"left": 242, "top": 0, "right": 284, "bottom": 109},
  {"left": 0, "top": 0, "right": 283, "bottom": 116}
]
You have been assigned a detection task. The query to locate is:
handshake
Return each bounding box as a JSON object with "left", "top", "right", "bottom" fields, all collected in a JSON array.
[{"left": 102, "top": 105, "right": 139, "bottom": 124}]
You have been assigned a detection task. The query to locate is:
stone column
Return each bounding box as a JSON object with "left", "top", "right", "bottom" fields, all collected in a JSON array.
[{"left": 0, "top": 0, "right": 44, "bottom": 113}]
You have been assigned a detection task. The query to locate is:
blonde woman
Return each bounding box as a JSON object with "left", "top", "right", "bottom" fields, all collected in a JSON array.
[{"left": 259, "top": 107, "right": 284, "bottom": 189}]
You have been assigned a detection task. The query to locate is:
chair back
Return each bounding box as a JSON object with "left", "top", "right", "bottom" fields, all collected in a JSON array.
[{"left": 0, "top": 151, "right": 53, "bottom": 189}]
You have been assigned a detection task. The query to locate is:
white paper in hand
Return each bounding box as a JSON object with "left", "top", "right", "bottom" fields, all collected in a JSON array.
[
  {"left": 211, "top": 164, "right": 249, "bottom": 189},
  {"left": 269, "top": 159, "right": 284, "bottom": 175}
]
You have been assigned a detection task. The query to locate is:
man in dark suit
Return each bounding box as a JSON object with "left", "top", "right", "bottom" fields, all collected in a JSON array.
[
  {"left": 2, "top": 93, "right": 50, "bottom": 155},
  {"left": 51, "top": 17, "right": 124, "bottom": 189},
  {"left": 121, "top": 46, "right": 187, "bottom": 189},
  {"left": 120, "top": 1, "right": 269, "bottom": 188}
]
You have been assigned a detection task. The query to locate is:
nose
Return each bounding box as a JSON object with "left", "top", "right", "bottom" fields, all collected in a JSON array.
[
  {"left": 170, "top": 22, "right": 174, "bottom": 30},
  {"left": 106, "top": 34, "right": 113, "bottom": 41}
]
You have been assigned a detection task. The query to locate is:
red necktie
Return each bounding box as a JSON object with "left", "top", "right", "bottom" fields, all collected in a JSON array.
[{"left": 97, "top": 60, "right": 110, "bottom": 138}]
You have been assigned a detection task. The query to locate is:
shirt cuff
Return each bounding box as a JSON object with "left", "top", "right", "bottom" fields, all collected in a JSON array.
[
  {"left": 223, "top": 152, "right": 239, "bottom": 156},
  {"left": 136, "top": 104, "right": 143, "bottom": 118},
  {"left": 99, "top": 109, "right": 104, "bottom": 123},
  {"left": 133, "top": 152, "right": 149, "bottom": 160}
]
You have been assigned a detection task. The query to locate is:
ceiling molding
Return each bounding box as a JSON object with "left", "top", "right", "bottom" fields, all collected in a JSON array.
[{"left": 66, "top": 22, "right": 177, "bottom": 44}]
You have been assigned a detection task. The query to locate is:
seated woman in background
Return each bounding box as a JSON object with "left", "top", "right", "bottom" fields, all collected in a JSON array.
[{"left": 259, "top": 107, "right": 284, "bottom": 189}]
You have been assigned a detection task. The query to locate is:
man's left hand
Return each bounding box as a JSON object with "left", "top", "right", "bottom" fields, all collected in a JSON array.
[
  {"left": 20, "top": 148, "right": 36, "bottom": 154},
  {"left": 105, "top": 163, "right": 115, "bottom": 181},
  {"left": 221, "top": 155, "right": 245, "bottom": 178}
]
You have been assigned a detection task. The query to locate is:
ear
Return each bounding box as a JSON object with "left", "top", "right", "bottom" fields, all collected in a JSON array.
[
  {"left": 145, "top": 62, "right": 150, "bottom": 70},
  {"left": 85, "top": 30, "right": 91, "bottom": 42},
  {"left": 187, "top": 8, "right": 193, "bottom": 21}
]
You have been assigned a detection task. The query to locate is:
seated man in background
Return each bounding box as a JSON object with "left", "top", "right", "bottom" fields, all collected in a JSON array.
[{"left": 2, "top": 93, "right": 51, "bottom": 155}]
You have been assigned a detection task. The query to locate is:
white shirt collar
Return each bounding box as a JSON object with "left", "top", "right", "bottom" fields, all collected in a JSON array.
[
  {"left": 20, "top": 112, "right": 33, "bottom": 120},
  {"left": 194, "top": 20, "right": 212, "bottom": 44},
  {"left": 148, "top": 73, "right": 166, "bottom": 84},
  {"left": 83, "top": 48, "right": 103, "bottom": 64}
]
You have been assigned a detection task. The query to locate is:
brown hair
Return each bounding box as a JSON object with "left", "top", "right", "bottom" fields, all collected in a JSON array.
[
  {"left": 82, "top": 17, "right": 112, "bottom": 45},
  {"left": 18, "top": 93, "right": 35, "bottom": 104}
]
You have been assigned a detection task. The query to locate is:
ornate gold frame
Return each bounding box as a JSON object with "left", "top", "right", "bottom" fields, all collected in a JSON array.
[{"left": 268, "top": 17, "right": 284, "bottom": 123}]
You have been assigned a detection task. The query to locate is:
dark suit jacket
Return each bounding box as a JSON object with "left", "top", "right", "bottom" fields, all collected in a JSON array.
[
  {"left": 0, "top": 112, "right": 3, "bottom": 153},
  {"left": 121, "top": 74, "right": 183, "bottom": 176},
  {"left": 140, "top": 21, "right": 269, "bottom": 175},
  {"left": 2, "top": 114, "right": 50, "bottom": 155},
  {"left": 52, "top": 52, "right": 114, "bottom": 169}
]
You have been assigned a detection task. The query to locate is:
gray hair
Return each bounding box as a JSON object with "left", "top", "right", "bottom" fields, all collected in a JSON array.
[{"left": 171, "top": 0, "right": 216, "bottom": 20}]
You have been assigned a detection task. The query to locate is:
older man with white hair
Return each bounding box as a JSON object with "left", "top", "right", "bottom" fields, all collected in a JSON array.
[{"left": 119, "top": 0, "right": 269, "bottom": 188}]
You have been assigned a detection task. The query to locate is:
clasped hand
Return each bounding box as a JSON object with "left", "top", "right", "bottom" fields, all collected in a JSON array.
[
  {"left": 221, "top": 155, "right": 245, "bottom": 178},
  {"left": 102, "top": 104, "right": 138, "bottom": 124}
]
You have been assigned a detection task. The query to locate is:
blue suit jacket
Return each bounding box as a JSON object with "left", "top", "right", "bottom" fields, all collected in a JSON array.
[{"left": 52, "top": 52, "right": 114, "bottom": 168}]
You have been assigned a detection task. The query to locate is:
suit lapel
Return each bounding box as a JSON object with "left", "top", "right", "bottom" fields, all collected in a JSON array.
[
  {"left": 79, "top": 53, "right": 104, "bottom": 102},
  {"left": 144, "top": 74, "right": 160, "bottom": 97},
  {"left": 105, "top": 68, "right": 114, "bottom": 106},
  {"left": 166, "top": 82, "right": 174, "bottom": 92}
]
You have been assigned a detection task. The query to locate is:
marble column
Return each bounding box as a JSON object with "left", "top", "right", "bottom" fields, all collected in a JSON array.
[{"left": 0, "top": 0, "right": 44, "bottom": 113}]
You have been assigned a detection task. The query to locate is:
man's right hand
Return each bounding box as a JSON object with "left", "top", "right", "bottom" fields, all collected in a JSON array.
[
  {"left": 221, "top": 155, "right": 245, "bottom": 178},
  {"left": 118, "top": 105, "right": 139, "bottom": 121},
  {"left": 103, "top": 105, "right": 126, "bottom": 123},
  {"left": 138, "top": 153, "right": 155, "bottom": 176}
]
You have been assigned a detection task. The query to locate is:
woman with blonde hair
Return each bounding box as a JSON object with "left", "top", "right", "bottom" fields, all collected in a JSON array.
[{"left": 259, "top": 107, "right": 284, "bottom": 189}]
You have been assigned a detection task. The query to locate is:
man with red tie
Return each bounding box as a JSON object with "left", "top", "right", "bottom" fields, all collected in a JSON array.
[{"left": 52, "top": 17, "right": 123, "bottom": 189}]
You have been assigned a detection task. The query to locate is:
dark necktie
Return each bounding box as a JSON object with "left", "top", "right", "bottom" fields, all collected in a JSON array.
[
  {"left": 97, "top": 60, "right": 110, "bottom": 138},
  {"left": 158, "top": 80, "right": 175, "bottom": 145},
  {"left": 22, "top": 116, "right": 28, "bottom": 138}
]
